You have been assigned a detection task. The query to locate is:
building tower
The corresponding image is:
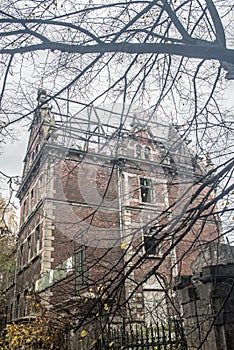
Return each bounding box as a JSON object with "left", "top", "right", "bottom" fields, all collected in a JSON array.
[{"left": 4, "top": 90, "right": 220, "bottom": 328}]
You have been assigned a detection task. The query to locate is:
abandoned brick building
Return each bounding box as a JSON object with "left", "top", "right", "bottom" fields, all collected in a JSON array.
[{"left": 3, "top": 89, "right": 221, "bottom": 328}]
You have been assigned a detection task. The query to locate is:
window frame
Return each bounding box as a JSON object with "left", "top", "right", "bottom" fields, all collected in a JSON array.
[
  {"left": 18, "top": 244, "right": 24, "bottom": 268},
  {"left": 74, "top": 246, "right": 89, "bottom": 291},
  {"left": 143, "top": 227, "right": 161, "bottom": 257},
  {"left": 26, "top": 235, "right": 31, "bottom": 263},
  {"left": 135, "top": 144, "right": 142, "bottom": 159},
  {"left": 30, "top": 188, "right": 34, "bottom": 212},
  {"left": 139, "top": 177, "right": 153, "bottom": 204},
  {"left": 34, "top": 224, "right": 40, "bottom": 256}
]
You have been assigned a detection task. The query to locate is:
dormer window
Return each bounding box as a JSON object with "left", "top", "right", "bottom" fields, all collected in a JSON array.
[
  {"left": 136, "top": 144, "right": 142, "bottom": 159},
  {"left": 144, "top": 146, "right": 151, "bottom": 160},
  {"left": 135, "top": 144, "right": 151, "bottom": 160}
]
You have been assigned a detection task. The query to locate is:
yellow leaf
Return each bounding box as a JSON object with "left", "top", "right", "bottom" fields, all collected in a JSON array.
[
  {"left": 97, "top": 284, "right": 103, "bottom": 291},
  {"left": 104, "top": 303, "right": 109, "bottom": 311},
  {"left": 121, "top": 241, "right": 127, "bottom": 250},
  {"left": 109, "top": 341, "right": 114, "bottom": 347},
  {"left": 80, "top": 330, "right": 87, "bottom": 338}
]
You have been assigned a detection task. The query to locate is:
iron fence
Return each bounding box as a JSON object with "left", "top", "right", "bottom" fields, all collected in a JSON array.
[{"left": 91, "top": 319, "right": 187, "bottom": 350}]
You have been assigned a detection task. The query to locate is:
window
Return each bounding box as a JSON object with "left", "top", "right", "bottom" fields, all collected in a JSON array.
[
  {"left": 140, "top": 177, "right": 153, "bottom": 203},
  {"left": 30, "top": 189, "right": 34, "bottom": 211},
  {"left": 136, "top": 144, "right": 142, "bottom": 159},
  {"left": 49, "top": 270, "right": 54, "bottom": 284},
  {"left": 10, "top": 303, "right": 13, "bottom": 321},
  {"left": 34, "top": 225, "right": 40, "bottom": 256},
  {"left": 29, "top": 189, "right": 34, "bottom": 211},
  {"left": 18, "top": 244, "right": 23, "bottom": 268},
  {"left": 5, "top": 306, "right": 8, "bottom": 325},
  {"left": 26, "top": 236, "right": 31, "bottom": 263},
  {"left": 144, "top": 146, "right": 151, "bottom": 160},
  {"left": 67, "top": 256, "right": 73, "bottom": 272},
  {"left": 38, "top": 175, "right": 43, "bottom": 200},
  {"left": 22, "top": 200, "right": 27, "bottom": 222},
  {"left": 74, "top": 246, "right": 88, "bottom": 292},
  {"left": 16, "top": 294, "right": 20, "bottom": 318},
  {"left": 24, "top": 289, "right": 29, "bottom": 316},
  {"left": 143, "top": 227, "right": 160, "bottom": 256}
]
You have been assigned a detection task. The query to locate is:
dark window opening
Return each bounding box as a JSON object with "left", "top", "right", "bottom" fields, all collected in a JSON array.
[
  {"left": 30, "top": 189, "right": 34, "bottom": 211},
  {"left": 24, "top": 289, "right": 28, "bottom": 317},
  {"left": 22, "top": 200, "right": 27, "bottom": 221},
  {"left": 143, "top": 227, "right": 160, "bottom": 256},
  {"left": 74, "top": 246, "right": 89, "bottom": 293},
  {"left": 34, "top": 225, "right": 40, "bottom": 256},
  {"left": 144, "top": 146, "right": 151, "bottom": 160},
  {"left": 38, "top": 175, "right": 43, "bottom": 200},
  {"left": 5, "top": 306, "right": 8, "bottom": 326},
  {"left": 26, "top": 236, "right": 31, "bottom": 263},
  {"left": 136, "top": 144, "right": 142, "bottom": 159},
  {"left": 16, "top": 294, "right": 20, "bottom": 318},
  {"left": 18, "top": 244, "right": 23, "bottom": 268},
  {"left": 140, "top": 178, "right": 152, "bottom": 203},
  {"left": 10, "top": 303, "right": 13, "bottom": 320}
]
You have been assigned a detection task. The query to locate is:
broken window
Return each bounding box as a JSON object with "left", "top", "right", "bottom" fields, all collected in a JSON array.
[
  {"left": 143, "top": 227, "right": 160, "bottom": 256},
  {"left": 140, "top": 177, "right": 153, "bottom": 203}
]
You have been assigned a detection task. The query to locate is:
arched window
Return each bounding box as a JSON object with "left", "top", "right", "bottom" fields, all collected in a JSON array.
[
  {"left": 144, "top": 146, "right": 151, "bottom": 160},
  {"left": 136, "top": 144, "right": 142, "bottom": 158}
]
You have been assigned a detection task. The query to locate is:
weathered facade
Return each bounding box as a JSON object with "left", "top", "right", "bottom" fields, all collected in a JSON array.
[{"left": 3, "top": 89, "right": 221, "bottom": 330}]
